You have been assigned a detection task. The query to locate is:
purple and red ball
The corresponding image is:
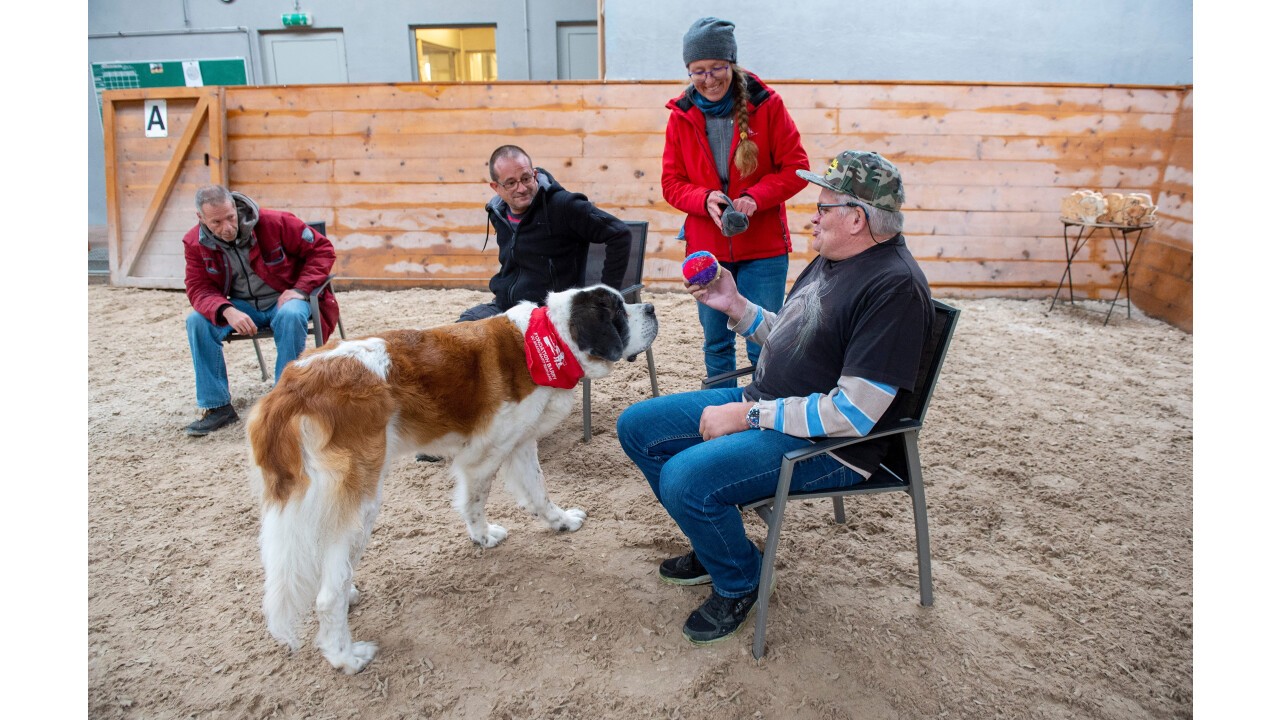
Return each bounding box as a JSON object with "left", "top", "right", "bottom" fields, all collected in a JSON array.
[{"left": 682, "top": 251, "right": 721, "bottom": 286}]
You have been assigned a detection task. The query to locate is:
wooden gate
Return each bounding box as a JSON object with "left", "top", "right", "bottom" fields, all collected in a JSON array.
[{"left": 102, "top": 86, "right": 228, "bottom": 288}]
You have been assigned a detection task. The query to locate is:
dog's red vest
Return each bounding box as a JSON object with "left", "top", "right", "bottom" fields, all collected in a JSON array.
[{"left": 524, "top": 307, "right": 584, "bottom": 389}]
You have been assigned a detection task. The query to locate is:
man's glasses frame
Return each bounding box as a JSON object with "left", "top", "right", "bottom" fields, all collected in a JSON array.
[
  {"left": 687, "top": 64, "right": 732, "bottom": 82},
  {"left": 498, "top": 173, "right": 537, "bottom": 191},
  {"left": 815, "top": 201, "right": 867, "bottom": 219},
  {"left": 815, "top": 199, "right": 886, "bottom": 244}
]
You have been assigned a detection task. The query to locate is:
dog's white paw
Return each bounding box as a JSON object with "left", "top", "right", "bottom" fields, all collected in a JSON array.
[
  {"left": 347, "top": 584, "right": 361, "bottom": 607},
  {"left": 329, "top": 641, "right": 378, "bottom": 675},
  {"left": 471, "top": 524, "right": 508, "bottom": 548},
  {"left": 555, "top": 507, "right": 587, "bottom": 532}
]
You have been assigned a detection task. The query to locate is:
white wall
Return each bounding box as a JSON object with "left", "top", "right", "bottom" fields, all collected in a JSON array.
[{"left": 603, "top": 0, "right": 1192, "bottom": 85}]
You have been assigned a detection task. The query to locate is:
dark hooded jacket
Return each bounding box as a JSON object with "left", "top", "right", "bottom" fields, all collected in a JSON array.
[
  {"left": 484, "top": 168, "right": 630, "bottom": 310},
  {"left": 183, "top": 191, "right": 340, "bottom": 342}
]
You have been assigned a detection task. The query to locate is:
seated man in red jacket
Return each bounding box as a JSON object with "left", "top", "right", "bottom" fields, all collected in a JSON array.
[{"left": 182, "top": 185, "right": 339, "bottom": 436}]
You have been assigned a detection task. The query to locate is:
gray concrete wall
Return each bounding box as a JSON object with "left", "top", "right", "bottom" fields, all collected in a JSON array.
[
  {"left": 603, "top": 0, "right": 1192, "bottom": 84},
  {"left": 88, "top": 0, "right": 598, "bottom": 231}
]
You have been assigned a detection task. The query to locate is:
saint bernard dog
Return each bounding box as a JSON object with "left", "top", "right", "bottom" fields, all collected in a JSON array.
[{"left": 246, "top": 285, "right": 657, "bottom": 673}]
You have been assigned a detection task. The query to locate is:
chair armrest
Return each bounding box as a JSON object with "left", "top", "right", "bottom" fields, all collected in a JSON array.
[
  {"left": 751, "top": 419, "right": 924, "bottom": 506},
  {"left": 308, "top": 274, "right": 335, "bottom": 300},
  {"left": 702, "top": 366, "right": 755, "bottom": 388},
  {"left": 305, "top": 275, "right": 336, "bottom": 348},
  {"left": 779, "top": 419, "right": 923, "bottom": 465}
]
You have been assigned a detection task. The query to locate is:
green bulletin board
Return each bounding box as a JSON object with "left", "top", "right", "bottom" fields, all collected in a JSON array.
[
  {"left": 91, "top": 58, "right": 248, "bottom": 115},
  {"left": 92, "top": 58, "right": 248, "bottom": 92}
]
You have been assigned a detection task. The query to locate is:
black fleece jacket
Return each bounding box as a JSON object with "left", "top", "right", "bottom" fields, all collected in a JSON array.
[{"left": 484, "top": 168, "right": 631, "bottom": 309}]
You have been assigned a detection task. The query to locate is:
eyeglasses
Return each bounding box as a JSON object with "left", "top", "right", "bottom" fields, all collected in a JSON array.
[
  {"left": 498, "top": 173, "right": 537, "bottom": 191},
  {"left": 687, "top": 65, "right": 731, "bottom": 82},
  {"left": 815, "top": 201, "right": 866, "bottom": 219}
]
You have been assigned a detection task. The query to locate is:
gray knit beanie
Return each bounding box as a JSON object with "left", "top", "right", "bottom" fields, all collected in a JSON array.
[{"left": 683, "top": 17, "right": 737, "bottom": 66}]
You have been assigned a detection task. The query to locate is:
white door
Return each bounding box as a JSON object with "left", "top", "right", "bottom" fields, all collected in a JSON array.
[
  {"left": 261, "top": 31, "right": 348, "bottom": 84},
  {"left": 556, "top": 23, "right": 598, "bottom": 80}
]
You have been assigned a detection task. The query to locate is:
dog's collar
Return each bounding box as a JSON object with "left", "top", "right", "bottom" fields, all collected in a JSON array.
[{"left": 524, "top": 306, "right": 584, "bottom": 389}]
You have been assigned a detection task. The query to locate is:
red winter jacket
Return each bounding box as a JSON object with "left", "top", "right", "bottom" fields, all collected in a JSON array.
[
  {"left": 661, "top": 73, "right": 809, "bottom": 262},
  {"left": 183, "top": 193, "right": 339, "bottom": 342}
]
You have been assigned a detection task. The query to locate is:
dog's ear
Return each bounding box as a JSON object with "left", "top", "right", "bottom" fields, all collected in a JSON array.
[{"left": 569, "top": 287, "right": 628, "bottom": 362}]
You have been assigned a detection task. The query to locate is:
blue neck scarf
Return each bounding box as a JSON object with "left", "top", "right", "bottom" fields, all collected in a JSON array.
[{"left": 690, "top": 90, "right": 734, "bottom": 118}]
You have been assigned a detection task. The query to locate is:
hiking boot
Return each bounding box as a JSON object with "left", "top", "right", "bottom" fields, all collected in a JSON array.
[
  {"left": 184, "top": 404, "right": 239, "bottom": 437},
  {"left": 659, "top": 551, "right": 711, "bottom": 586},
  {"left": 682, "top": 587, "right": 759, "bottom": 645}
]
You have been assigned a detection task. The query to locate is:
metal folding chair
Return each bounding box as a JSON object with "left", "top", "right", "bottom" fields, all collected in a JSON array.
[
  {"left": 580, "top": 220, "right": 660, "bottom": 442},
  {"left": 702, "top": 299, "right": 961, "bottom": 658}
]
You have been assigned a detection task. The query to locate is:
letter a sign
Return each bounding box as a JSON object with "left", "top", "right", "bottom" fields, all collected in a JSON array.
[{"left": 144, "top": 99, "right": 168, "bottom": 138}]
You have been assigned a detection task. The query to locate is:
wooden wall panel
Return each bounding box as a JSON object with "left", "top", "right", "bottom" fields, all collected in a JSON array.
[
  {"left": 1130, "top": 90, "right": 1192, "bottom": 331},
  {"left": 105, "top": 80, "right": 1192, "bottom": 330},
  {"left": 107, "top": 93, "right": 215, "bottom": 286}
]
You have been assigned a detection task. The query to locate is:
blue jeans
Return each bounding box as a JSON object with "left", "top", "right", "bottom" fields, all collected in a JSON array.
[
  {"left": 186, "top": 297, "right": 311, "bottom": 408},
  {"left": 616, "top": 388, "right": 865, "bottom": 598},
  {"left": 699, "top": 253, "right": 788, "bottom": 387}
]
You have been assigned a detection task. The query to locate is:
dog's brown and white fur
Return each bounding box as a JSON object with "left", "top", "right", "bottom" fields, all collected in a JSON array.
[{"left": 247, "top": 285, "right": 657, "bottom": 673}]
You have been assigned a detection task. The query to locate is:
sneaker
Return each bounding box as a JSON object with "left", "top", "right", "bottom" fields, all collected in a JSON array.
[
  {"left": 682, "top": 587, "right": 759, "bottom": 645},
  {"left": 415, "top": 454, "right": 442, "bottom": 462},
  {"left": 184, "top": 404, "right": 239, "bottom": 437},
  {"left": 659, "top": 551, "right": 711, "bottom": 586}
]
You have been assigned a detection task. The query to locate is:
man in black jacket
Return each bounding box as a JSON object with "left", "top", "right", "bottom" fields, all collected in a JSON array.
[{"left": 459, "top": 145, "right": 632, "bottom": 321}]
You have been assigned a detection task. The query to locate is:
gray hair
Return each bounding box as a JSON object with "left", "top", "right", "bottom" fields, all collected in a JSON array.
[
  {"left": 835, "top": 191, "right": 904, "bottom": 237},
  {"left": 195, "top": 185, "right": 234, "bottom": 212}
]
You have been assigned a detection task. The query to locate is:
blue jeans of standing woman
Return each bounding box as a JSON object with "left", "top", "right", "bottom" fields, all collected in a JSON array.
[
  {"left": 699, "top": 254, "right": 788, "bottom": 388},
  {"left": 186, "top": 297, "right": 311, "bottom": 409},
  {"left": 616, "top": 387, "right": 866, "bottom": 598}
]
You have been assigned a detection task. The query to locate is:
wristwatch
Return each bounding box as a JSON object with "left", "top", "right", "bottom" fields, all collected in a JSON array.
[{"left": 747, "top": 404, "right": 761, "bottom": 430}]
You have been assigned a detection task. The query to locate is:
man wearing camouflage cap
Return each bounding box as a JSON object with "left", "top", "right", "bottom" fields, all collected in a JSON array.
[{"left": 617, "top": 150, "right": 933, "bottom": 646}]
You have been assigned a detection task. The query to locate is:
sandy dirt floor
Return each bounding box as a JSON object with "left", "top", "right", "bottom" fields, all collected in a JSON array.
[{"left": 87, "top": 285, "right": 1191, "bottom": 719}]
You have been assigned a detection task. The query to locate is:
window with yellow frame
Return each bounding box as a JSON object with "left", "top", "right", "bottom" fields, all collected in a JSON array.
[{"left": 414, "top": 26, "right": 497, "bottom": 82}]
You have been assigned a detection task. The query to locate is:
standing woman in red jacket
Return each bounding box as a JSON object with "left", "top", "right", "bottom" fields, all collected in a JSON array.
[{"left": 662, "top": 16, "right": 810, "bottom": 386}]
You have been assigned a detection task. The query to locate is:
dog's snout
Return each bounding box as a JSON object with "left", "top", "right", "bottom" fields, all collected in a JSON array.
[{"left": 643, "top": 303, "right": 655, "bottom": 317}]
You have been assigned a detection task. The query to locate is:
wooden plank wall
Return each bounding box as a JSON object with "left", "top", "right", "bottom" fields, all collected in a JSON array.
[
  {"left": 105, "top": 80, "right": 1192, "bottom": 328},
  {"left": 1129, "top": 90, "right": 1192, "bottom": 331}
]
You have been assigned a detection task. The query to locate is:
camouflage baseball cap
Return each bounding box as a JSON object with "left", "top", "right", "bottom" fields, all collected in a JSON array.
[{"left": 796, "top": 150, "right": 905, "bottom": 212}]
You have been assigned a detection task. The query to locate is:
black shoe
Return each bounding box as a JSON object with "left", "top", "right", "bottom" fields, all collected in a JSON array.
[
  {"left": 415, "top": 454, "right": 442, "bottom": 462},
  {"left": 659, "top": 551, "right": 711, "bottom": 586},
  {"left": 682, "top": 587, "right": 759, "bottom": 645},
  {"left": 184, "top": 404, "right": 239, "bottom": 437}
]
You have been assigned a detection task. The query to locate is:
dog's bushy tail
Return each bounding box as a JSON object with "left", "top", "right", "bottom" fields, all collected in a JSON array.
[
  {"left": 248, "top": 390, "right": 313, "bottom": 507},
  {"left": 258, "top": 496, "right": 324, "bottom": 650},
  {"left": 248, "top": 391, "right": 334, "bottom": 650}
]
